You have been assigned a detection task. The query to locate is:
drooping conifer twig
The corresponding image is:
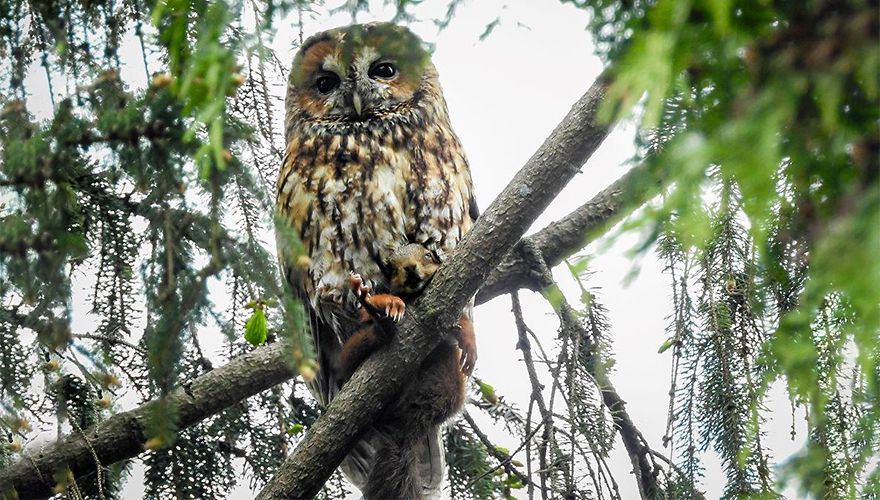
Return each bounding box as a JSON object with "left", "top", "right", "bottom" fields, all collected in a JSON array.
[
  {"left": 460, "top": 410, "right": 535, "bottom": 490},
  {"left": 519, "top": 240, "right": 703, "bottom": 500},
  {"left": 519, "top": 238, "right": 662, "bottom": 499},
  {"left": 511, "top": 291, "right": 556, "bottom": 499}
]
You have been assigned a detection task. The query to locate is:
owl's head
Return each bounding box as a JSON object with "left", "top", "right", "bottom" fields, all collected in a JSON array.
[{"left": 286, "top": 23, "right": 435, "bottom": 126}]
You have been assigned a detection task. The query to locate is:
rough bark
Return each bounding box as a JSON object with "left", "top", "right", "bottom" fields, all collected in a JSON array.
[
  {"left": 476, "top": 160, "right": 664, "bottom": 305},
  {"left": 0, "top": 342, "right": 296, "bottom": 499},
  {"left": 255, "top": 72, "right": 612, "bottom": 499}
]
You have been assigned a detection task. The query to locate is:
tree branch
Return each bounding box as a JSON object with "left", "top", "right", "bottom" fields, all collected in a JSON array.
[
  {"left": 0, "top": 341, "right": 297, "bottom": 498},
  {"left": 511, "top": 291, "right": 555, "bottom": 498},
  {"left": 255, "top": 72, "right": 612, "bottom": 498},
  {"left": 558, "top": 296, "right": 667, "bottom": 499},
  {"left": 476, "top": 160, "right": 664, "bottom": 305}
]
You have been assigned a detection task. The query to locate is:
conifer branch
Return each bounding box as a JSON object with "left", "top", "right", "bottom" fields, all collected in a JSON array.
[
  {"left": 511, "top": 291, "right": 556, "bottom": 498},
  {"left": 0, "top": 342, "right": 297, "bottom": 498},
  {"left": 460, "top": 410, "right": 535, "bottom": 490},
  {"left": 519, "top": 241, "right": 703, "bottom": 500}
]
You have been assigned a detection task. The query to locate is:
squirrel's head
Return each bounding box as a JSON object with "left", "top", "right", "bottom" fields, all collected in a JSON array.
[{"left": 387, "top": 243, "right": 441, "bottom": 295}]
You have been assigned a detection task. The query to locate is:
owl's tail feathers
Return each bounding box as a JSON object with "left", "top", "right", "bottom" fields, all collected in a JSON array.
[{"left": 342, "top": 427, "right": 445, "bottom": 500}]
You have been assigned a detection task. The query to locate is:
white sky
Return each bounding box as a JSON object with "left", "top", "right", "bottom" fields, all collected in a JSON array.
[{"left": 20, "top": 0, "right": 809, "bottom": 498}]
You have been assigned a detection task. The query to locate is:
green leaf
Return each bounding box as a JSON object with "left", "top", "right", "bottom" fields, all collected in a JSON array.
[
  {"left": 478, "top": 381, "right": 496, "bottom": 402},
  {"left": 504, "top": 477, "right": 524, "bottom": 489},
  {"left": 244, "top": 309, "right": 268, "bottom": 346},
  {"left": 288, "top": 423, "right": 304, "bottom": 436},
  {"left": 657, "top": 337, "right": 676, "bottom": 354}
]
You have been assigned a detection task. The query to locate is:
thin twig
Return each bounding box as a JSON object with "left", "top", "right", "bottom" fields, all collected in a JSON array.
[
  {"left": 512, "top": 291, "right": 554, "bottom": 500},
  {"left": 73, "top": 333, "right": 146, "bottom": 355},
  {"left": 462, "top": 410, "right": 541, "bottom": 491}
]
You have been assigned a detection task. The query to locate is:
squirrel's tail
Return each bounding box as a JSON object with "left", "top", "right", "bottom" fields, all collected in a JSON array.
[
  {"left": 362, "top": 432, "right": 423, "bottom": 500},
  {"left": 343, "top": 427, "right": 445, "bottom": 500}
]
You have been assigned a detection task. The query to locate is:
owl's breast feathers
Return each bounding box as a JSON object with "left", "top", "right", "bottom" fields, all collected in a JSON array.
[{"left": 276, "top": 94, "right": 475, "bottom": 311}]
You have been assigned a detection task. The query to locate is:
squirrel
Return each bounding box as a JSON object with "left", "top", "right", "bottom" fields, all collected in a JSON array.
[{"left": 338, "top": 243, "right": 477, "bottom": 499}]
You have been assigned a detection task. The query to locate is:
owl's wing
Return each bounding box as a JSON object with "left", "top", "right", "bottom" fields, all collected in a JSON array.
[{"left": 468, "top": 191, "right": 480, "bottom": 224}]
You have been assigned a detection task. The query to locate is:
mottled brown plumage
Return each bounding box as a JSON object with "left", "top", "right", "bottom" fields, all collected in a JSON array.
[{"left": 276, "top": 23, "right": 477, "bottom": 499}]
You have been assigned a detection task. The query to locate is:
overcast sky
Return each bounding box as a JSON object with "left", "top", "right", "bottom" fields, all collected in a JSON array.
[{"left": 21, "top": 0, "right": 808, "bottom": 498}]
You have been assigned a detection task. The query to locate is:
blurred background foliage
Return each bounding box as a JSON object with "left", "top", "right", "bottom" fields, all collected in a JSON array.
[
  {"left": 0, "top": 0, "right": 876, "bottom": 498},
  {"left": 578, "top": 0, "right": 878, "bottom": 497}
]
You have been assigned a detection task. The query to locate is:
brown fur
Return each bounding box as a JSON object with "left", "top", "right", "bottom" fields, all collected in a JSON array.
[
  {"left": 362, "top": 339, "right": 465, "bottom": 500},
  {"left": 337, "top": 246, "right": 476, "bottom": 499}
]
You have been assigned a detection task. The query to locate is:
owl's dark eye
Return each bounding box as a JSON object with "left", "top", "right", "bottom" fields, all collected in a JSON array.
[
  {"left": 369, "top": 62, "right": 397, "bottom": 80},
  {"left": 315, "top": 73, "right": 340, "bottom": 94}
]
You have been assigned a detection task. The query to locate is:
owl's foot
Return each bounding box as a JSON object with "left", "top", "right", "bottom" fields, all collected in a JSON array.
[
  {"left": 348, "top": 273, "right": 405, "bottom": 322},
  {"left": 348, "top": 273, "right": 372, "bottom": 298}
]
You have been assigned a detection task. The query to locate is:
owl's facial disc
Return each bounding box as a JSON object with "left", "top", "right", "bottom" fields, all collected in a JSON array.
[{"left": 290, "top": 23, "right": 431, "bottom": 123}]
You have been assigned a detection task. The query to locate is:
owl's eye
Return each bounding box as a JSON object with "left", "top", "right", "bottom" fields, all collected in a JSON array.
[
  {"left": 369, "top": 62, "right": 397, "bottom": 80},
  {"left": 315, "top": 73, "right": 340, "bottom": 94}
]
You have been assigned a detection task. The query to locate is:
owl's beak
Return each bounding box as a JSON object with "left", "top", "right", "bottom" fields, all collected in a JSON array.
[{"left": 352, "top": 92, "right": 363, "bottom": 117}]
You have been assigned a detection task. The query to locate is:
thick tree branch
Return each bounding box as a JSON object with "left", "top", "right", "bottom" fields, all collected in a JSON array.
[
  {"left": 255, "top": 72, "right": 612, "bottom": 498},
  {"left": 0, "top": 342, "right": 297, "bottom": 499},
  {"left": 476, "top": 160, "right": 664, "bottom": 305}
]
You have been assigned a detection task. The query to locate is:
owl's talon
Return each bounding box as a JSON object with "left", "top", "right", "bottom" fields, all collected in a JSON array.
[
  {"left": 348, "top": 273, "right": 374, "bottom": 300},
  {"left": 348, "top": 274, "right": 363, "bottom": 291}
]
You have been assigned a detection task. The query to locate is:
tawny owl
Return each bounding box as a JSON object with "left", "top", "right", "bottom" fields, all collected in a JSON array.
[{"left": 276, "top": 22, "right": 478, "bottom": 498}]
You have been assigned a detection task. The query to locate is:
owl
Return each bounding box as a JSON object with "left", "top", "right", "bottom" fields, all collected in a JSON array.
[{"left": 276, "top": 22, "right": 478, "bottom": 498}]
